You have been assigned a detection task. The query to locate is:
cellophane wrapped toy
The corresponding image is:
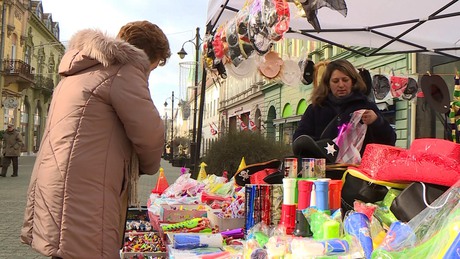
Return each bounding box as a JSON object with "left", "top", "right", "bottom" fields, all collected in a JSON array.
[{"left": 372, "top": 179, "right": 460, "bottom": 258}]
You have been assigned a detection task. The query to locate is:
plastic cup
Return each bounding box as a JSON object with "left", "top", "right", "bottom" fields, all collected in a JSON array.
[
  {"left": 280, "top": 204, "right": 296, "bottom": 235},
  {"left": 328, "top": 180, "right": 343, "bottom": 211},
  {"left": 297, "top": 180, "right": 314, "bottom": 210},
  {"left": 283, "top": 178, "right": 297, "bottom": 205},
  {"left": 301, "top": 158, "right": 315, "bottom": 178},
  {"left": 323, "top": 220, "right": 340, "bottom": 239},
  {"left": 314, "top": 158, "right": 326, "bottom": 178},
  {"left": 315, "top": 179, "right": 330, "bottom": 211}
]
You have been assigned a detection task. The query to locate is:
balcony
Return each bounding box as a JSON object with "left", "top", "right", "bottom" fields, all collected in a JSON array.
[
  {"left": 33, "top": 75, "right": 55, "bottom": 102},
  {"left": 2, "top": 59, "right": 35, "bottom": 91},
  {"left": 35, "top": 75, "right": 55, "bottom": 92}
]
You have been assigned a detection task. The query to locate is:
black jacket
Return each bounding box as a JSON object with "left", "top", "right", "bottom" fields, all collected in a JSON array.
[{"left": 293, "top": 92, "right": 396, "bottom": 154}]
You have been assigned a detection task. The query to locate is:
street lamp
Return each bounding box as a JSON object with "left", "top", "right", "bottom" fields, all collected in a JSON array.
[
  {"left": 164, "top": 91, "right": 177, "bottom": 161},
  {"left": 162, "top": 112, "right": 168, "bottom": 159},
  {"left": 178, "top": 27, "right": 203, "bottom": 177}
]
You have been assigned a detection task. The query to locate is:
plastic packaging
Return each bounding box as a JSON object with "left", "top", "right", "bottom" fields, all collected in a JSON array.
[
  {"left": 344, "top": 212, "right": 373, "bottom": 259},
  {"left": 334, "top": 109, "right": 367, "bottom": 164},
  {"left": 372, "top": 179, "right": 460, "bottom": 258},
  {"left": 173, "top": 233, "right": 223, "bottom": 249}
]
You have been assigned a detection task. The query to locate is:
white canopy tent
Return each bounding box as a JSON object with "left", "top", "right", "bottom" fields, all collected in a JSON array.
[{"left": 207, "top": 0, "right": 460, "bottom": 59}]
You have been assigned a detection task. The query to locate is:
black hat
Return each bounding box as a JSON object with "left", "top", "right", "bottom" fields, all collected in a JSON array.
[
  {"left": 233, "top": 159, "right": 282, "bottom": 186},
  {"left": 262, "top": 170, "right": 284, "bottom": 184},
  {"left": 358, "top": 68, "right": 372, "bottom": 96},
  {"left": 372, "top": 75, "right": 391, "bottom": 100},
  {"left": 402, "top": 77, "right": 418, "bottom": 100},
  {"left": 292, "top": 135, "right": 339, "bottom": 164},
  {"left": 299, "top": 59, "right": 315, "bottom": 85},
  {"left": 420, "top": 74, "right": 450, "bottom": 114}
]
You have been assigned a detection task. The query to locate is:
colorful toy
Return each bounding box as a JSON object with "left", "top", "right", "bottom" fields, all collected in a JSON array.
[
  {"left": 344, "top": 212, "right": 373, "bottom": 259},
  {"left": 372, "top": 221, "right": 460, "bottom": 258},
  {"left": 172, "top": 233, "right": 223, "bottom": 249},
  {"left": 122, "top": 232, "right": 166, "bottom": 253},
  {"left": 161, "top": 218, "right": 213, "bottom": 233}
]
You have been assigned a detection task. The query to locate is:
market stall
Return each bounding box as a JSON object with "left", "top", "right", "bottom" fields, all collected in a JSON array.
[
  {"left": 130, "top": 148, "right": 459, "bottom": 258},
  {"left": 121, "top": 0, "right": 460, "bottom": 258}
]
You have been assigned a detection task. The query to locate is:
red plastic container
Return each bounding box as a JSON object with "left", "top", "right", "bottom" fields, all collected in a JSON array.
[
  {"left": 297, "top": 180, "right": 314, "bottom": 210},
  {"left": 328, "top": 180, "right": 343, "bottom": 211}
]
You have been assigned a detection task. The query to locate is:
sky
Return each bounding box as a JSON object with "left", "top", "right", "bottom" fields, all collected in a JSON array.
[{"left": 41, "top": 0, "right": 209, "bottom": 116}]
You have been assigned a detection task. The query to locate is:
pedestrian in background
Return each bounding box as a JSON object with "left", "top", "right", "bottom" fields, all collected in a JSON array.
[
  {"left": 1, "top": 124, "right": 23, "bottom": 177},
  {"left": 21, "top": 20, "right": 170, "bottom": 258}
]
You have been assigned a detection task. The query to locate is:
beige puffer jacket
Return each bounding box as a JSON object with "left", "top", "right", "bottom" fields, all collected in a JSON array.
[{"left": 21, "top": 29, "right": 165, "bottom": 258}]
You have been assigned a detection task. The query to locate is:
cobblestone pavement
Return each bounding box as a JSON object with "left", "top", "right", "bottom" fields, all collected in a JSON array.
[{"left": 0, "top": 156, "right": 181, "bottom": 258}]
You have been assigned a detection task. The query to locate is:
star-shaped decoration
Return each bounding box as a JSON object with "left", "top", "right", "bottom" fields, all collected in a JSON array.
[
  {"left": 240, "top": 169, "right": 250, "bottom": 180},
  {"left": 325, "top": 142, "right": 337, "bottom": 156}
]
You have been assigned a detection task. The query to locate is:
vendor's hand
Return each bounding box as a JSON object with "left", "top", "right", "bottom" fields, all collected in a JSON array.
[{"left": 361, "top": 109, "right": 378, "bottom": 125}]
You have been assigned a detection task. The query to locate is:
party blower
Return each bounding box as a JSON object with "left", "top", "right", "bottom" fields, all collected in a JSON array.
[
  {"left": 200, "top": 192, "right": 232, "bottom": 204},
  {"left": 280, "top": 178, "right": 297, "bottom": 234}
]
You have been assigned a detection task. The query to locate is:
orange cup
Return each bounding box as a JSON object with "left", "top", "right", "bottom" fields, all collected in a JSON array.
[{"left": 328, "top": 180, "right": 343, "bottom": 211}]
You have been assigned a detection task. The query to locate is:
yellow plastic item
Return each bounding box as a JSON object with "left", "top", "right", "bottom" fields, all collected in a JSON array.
[{"left": 197, "top": 162, "right": 208, "bottom": 181}]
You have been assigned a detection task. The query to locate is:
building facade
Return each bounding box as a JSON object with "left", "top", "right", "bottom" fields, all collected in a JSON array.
[
  {"left": 208, "top": 37, "right": 458, "bottom": 156},
  {"left": 0, "top": 0, "right": 64, "bottom": 154}
]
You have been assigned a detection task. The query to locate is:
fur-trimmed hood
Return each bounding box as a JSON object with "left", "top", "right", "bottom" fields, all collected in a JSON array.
[{"left": 59, "top": 29, "right": 150, "bottom": 76}]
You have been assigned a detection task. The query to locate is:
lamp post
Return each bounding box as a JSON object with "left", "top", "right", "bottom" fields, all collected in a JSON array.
[
  {"left": 178, "top": 27, "right": 202, "bottom": 177},
  {"left": 163, "top": 112, "right": 168, "bottom": 159},
  {"left": 164, "top": 91, "right": 176, "bottom": 160}
]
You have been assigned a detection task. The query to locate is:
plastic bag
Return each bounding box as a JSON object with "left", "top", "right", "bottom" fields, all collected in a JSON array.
[
  {"left": 334, "top": 109, "right": 367, "bottom": 164},
  {"left": 372, "top": 179, "right": 460, "bottom": 258}
]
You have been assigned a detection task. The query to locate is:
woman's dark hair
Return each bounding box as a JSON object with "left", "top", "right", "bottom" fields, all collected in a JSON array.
[
  {"left": 117, "top": 21, "right": 171, "bottom": 66},
  {"left": 310, "top": 59, "right": 367, "bottom": 105}
]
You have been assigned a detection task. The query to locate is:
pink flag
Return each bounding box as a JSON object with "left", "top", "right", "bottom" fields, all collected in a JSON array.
[
  {"left": 209, "top": 123, "right": 218, "bottom": 135},
  {"left": 237, "top": 115, "right": 248, "bottom": 131},
  {"left": 249, "top": 118, "right": 257, "bottom": 131}
]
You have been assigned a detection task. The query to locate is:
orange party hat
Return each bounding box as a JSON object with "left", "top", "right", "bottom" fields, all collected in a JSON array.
[{"left": 152, "top": 167, "right": 169, "bottom": 195}]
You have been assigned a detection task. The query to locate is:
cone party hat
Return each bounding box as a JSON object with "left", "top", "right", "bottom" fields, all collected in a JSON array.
[
  {"left": 151, "top": 167, "right": 169, "bottom": 195},
  {"left": 237, "top": 157, "right": 247, "bottom": 172},
  {"left": 197, "top": 162, "right": 208, "bottom": 181}
]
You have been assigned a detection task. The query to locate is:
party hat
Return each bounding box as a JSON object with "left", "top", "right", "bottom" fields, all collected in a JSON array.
[
  {"left": 197, "top": 162, "right": 208, "bottom": 181},
  {"left": 151, "top": 167, "right": 169, "bottom": 195},
  {"left": 237, "top": 157, "right": 247, "bottom": 172}
]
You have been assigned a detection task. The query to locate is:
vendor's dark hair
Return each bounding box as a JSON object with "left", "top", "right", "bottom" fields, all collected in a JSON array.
[{"left": 310, "top": 59, "right": 367, "bottom": 105}]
